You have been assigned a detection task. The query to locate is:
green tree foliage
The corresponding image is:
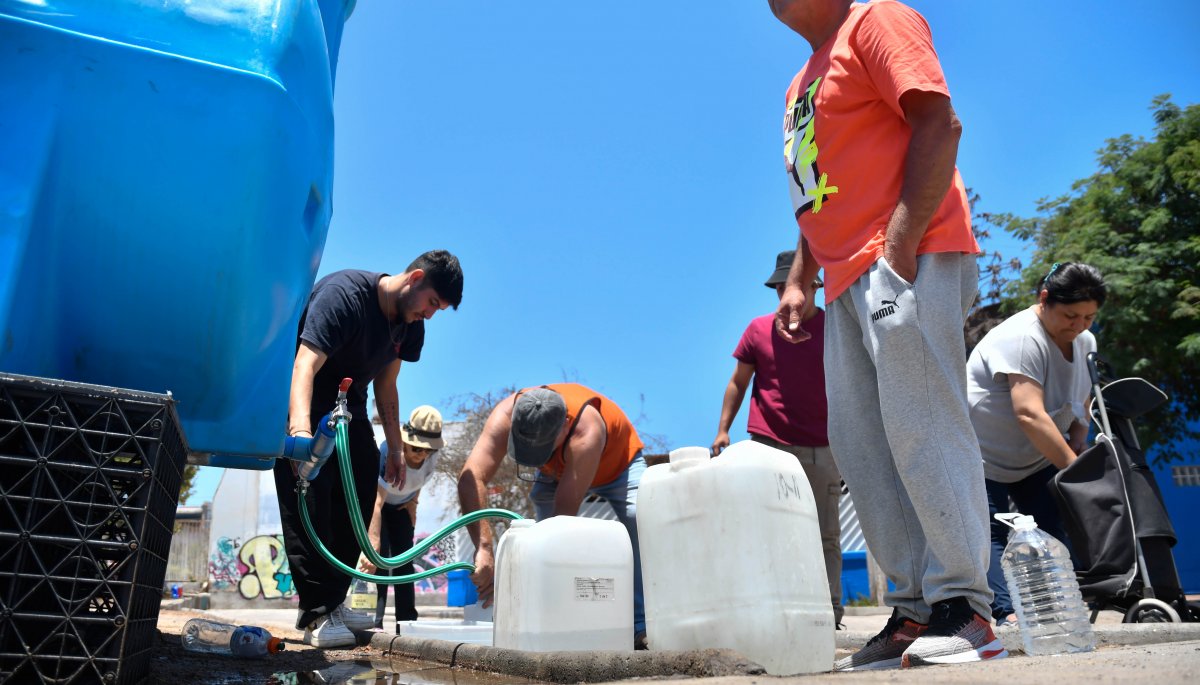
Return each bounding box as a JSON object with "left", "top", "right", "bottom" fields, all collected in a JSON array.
[
  {"left": 178, "top": 463, "right": 198, "bottom": 504},
  {"left": 993, "top": 95, "right": 1200, "bottom": 461},
  {"left": 435, "top": 387, "right": 534, "bottom": 519},
  {"left": 966, "top": 189, "right": 1025, "bottom": 349}
]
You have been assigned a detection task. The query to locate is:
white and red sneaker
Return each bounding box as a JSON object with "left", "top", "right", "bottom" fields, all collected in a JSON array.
[
  {"left": 834, "top": 609, "right": 928, "bottom": 671},
  {"left": 902, "top": 598, "right": 1008, "bottom": 667}
]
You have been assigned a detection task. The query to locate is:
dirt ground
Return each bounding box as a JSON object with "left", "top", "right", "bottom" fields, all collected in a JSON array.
[{"left": 153, "top": 608, "right": 370, "bottom": 683}]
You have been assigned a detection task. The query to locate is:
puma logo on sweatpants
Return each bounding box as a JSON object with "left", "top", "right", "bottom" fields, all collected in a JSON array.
[{"left": 871, "top": 299, "right": 900, "bottom": 322}]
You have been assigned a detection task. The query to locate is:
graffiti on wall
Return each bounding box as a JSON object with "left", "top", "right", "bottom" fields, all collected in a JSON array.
[
  {"left": 208, "top": 536, "right": 242, "bottom": 590},
  {"left": 209, "top": 531, "right": 457, "bottom": 598},
  {"left": 411, "top": 533, "right": 455, "bottom": 594},
  {"left": 238, "top": 534, "right": 295, "bottom": 599},
  {"left": 208, "top": 534, "right": 296, "bottom": 599}
]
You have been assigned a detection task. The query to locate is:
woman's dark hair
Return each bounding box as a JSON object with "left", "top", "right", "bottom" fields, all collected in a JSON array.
[
  {"left": 407, "top": 250, "right": 464, "bottom": 308},
  {"left": 1040, "top": 262, "right": 1107, "bottom": 307}
]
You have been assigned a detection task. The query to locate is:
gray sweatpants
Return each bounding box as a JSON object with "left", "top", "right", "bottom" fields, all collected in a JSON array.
[{"left": 824, "top": 252, "right": 992, "bottom": 622}]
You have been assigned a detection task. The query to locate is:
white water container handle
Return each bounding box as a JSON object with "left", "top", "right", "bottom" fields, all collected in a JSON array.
[
  {"left": 994, "top": 512, "right": 1037, "bottom": 531},
  {"left": 668, "top": 446, "right": 710, "bottom": 468}
]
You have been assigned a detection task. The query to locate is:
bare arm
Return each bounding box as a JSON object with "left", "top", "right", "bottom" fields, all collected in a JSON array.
[
  {"left": 404, "top": 493, "right": 419, "bottom": 524},
  {"left": 776, "top": 236, "right": 821, "bottom": 343},
  {"left": 553, "top": 405, "right": 606, "bottom": 516},
  {"left": 712, "top": 361, "right": 755, "bottom": 455},
  {"left": 1067, "top": 420, "right": 1089, "bottom": 455},
  {"left": 457, "top": 394, "right": 516, "bottom": 606},
  {"left": 1009, "top": 374, "right": 1077, "bottom": 470},
  {"left": 359, "top": 485, "right": 387, "bottom": 573},
  {"left": 288, "top": 341, "right": 328, "bottom": 436},
  {"left": 373, "top": 359, "right": 405, "bottom": 487},
  {"left": 882, "top": 90, "right": 963, "bottom": 284}
]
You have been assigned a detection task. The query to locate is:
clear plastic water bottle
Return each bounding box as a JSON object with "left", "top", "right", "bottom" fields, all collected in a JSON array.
[
  {"left": 349, "top": 577, "right": 377, "bottom": 611},
  {"left": 996, "top": 513, "right": 1095, "bottom": 656},
  {"left": 181, "top": 618, "right": 285, "bottom": 656}
]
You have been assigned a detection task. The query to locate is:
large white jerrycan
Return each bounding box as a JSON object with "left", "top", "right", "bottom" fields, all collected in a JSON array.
[
  {"left": 493, "top": 517, "right": 634, "bottom": 651},
  {"left": 637, "top": 442, "right": 835, "bottom": 674}
]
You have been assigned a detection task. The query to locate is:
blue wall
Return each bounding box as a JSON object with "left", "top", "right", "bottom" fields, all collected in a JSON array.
[{"left": 1152, "top": 440, "right": 1199, "bottom": 594}]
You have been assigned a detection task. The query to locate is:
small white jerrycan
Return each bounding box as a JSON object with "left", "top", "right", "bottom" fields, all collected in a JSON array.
[
  {"left": 637, "top": 442, "right": 834, "bottom": 674},
  {"left": 493, "top": 517, "right": 634, "bottom": 651}
]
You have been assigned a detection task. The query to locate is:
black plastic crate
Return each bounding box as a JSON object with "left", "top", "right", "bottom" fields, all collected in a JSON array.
[{"left": 0, "top": 374, "right": 186, "bottom": 685}]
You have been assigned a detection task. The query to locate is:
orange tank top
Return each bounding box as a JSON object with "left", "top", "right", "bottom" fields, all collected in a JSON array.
[{"left": 534, "top": 383, "right": 643, "bottom": 487}]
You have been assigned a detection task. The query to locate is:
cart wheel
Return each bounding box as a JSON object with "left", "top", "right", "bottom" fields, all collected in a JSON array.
[{"left": 1123, "top": 598, "right": 1182, "bottom": 623}]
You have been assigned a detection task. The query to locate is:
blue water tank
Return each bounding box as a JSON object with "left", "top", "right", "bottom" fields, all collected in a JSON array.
[{"left": 0, "top": 0, "right": 356, "bottom": 467}]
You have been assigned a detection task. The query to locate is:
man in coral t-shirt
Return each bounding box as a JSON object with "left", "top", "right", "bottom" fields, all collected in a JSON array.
[
  {"left": 767, "top": 0, "right": 1003, "bottom": 671},
  {"left": 712, "top": 249, "right": 843, "bottom": 626}
]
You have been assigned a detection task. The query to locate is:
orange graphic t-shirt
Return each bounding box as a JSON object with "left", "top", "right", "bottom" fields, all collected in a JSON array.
[
  {"left": 781, "top": 0, "right": 979, "bottom": 301},
  {"left": 534, "top": 383, "right": 643, "bottom": 487}
]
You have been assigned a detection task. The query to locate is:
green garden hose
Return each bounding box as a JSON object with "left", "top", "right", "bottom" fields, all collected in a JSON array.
[{"left": 297, "top": 420, "right": 523, "bottom": 585}]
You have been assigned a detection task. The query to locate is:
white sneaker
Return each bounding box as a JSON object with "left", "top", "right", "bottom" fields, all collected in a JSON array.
[
  {"left": 336, "top": 603, "right": 377, "bottom": 632},
  {"left": 303, "top": 610, "right": 356, "bottom": 648}
]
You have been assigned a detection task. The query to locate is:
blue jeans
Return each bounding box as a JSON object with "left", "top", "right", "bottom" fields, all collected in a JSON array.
[
  {"left": 530, "top": 453, "right": 646, "bottom": 635},
  {"left": 986, "top": 464, "right": 1072, "bottom": 621}
]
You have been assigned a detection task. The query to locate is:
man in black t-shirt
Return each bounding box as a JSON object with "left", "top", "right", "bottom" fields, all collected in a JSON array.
[{"left": 273, "top": 249, "right": 463, "bottom": 648}]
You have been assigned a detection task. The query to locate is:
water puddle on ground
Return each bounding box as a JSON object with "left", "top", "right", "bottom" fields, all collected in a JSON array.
[{"left": 264, "top": 657, "right": 539, "bottom": 685}]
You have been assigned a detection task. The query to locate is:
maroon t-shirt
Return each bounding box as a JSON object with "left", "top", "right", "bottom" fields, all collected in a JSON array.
[{"left": 733, "top": 311, "right": 829, "bottom": 447}]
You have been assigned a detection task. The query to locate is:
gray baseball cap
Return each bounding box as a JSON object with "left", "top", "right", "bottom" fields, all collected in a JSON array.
[{"left": 508, "top": 387, "right": 567, "bottom": 467}]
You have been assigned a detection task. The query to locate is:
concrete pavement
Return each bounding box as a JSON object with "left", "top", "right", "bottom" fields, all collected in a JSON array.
[
  {"left": 629, "top": 640, "right": 1200, "bottom": 685},
  {"left": 165, "top": 601, "right": 1200, "bottom": 683}
]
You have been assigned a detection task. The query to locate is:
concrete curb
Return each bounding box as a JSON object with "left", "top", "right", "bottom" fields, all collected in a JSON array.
[
  {"left": 843, "top": 606, "right": 892, "bottom": 616},
  {"left": 369, "top": 633, "right": 767, "bottom": 683},
  {"left": 160, "top": 594, "right": 210, "bottom": 611},
  {"left": 837, "top": 622, "right": 1200, "bottom": 652}
]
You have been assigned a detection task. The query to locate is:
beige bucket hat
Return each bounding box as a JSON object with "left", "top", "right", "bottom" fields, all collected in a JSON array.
[{"left": 401, "top": 405, "right": 444, "bottom": 450}]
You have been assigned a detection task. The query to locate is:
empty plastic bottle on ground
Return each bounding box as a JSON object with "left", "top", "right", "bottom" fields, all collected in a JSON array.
[
  {"left": 181, "top": 618, "right": 285, "bottom": 656},
  {"left": 997, "top": 513, "right": 1095, "bottom": 656}
]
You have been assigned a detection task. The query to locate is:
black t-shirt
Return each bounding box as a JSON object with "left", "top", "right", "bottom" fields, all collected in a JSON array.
[{"left": 297, "top": 270, "right": 424, "bottom": 421}]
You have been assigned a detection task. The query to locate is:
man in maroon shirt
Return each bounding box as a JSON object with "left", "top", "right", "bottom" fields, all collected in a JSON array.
[{"left": 712, "top": 249, "right": 843, "bottom": 625}]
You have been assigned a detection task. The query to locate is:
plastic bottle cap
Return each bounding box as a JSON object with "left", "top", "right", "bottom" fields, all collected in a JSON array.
[
  {"left": 1013, "top": 514, "right": 1037, "bottom": 530},
  {"left": 994, "top": 511, "right": 1038, "bottom": 530},
  {"left": 268, "top": 637, "right": 285, "bottom": 653},
  {"left": 508, "top": 519, "right": 535, "bottom": 529}
]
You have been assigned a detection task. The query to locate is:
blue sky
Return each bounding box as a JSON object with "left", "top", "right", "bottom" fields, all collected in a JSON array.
[{"left": 191, "top": 0, "right": 1199, "bottom": 503}]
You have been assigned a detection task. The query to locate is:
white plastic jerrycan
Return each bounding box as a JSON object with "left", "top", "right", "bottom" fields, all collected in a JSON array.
[
  {"left": 637, "top": 442, "right": 834, "bottom": 675},
  {"left": 493, "top": 517, "right": 634, "bottom": 651}
]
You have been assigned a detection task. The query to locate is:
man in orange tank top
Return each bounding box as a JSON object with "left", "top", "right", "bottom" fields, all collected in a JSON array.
[{"left": 458, "top": 383, "right": 647, "bottom": 646}]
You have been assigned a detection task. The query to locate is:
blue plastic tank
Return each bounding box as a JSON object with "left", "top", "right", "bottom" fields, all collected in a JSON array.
[{"left": 0, "top": 0, "right": 356, "bottom": 467}]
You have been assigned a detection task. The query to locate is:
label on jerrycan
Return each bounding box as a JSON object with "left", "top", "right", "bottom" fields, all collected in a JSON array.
[{"left": 574, "top": 577, "right": 616, "bottom": 601}]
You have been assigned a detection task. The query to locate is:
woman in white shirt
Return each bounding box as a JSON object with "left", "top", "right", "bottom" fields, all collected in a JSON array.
[
  {"left": 358, "top": 405, "right": 444, "bottom": 630},
  {"left": 966, "top": 262, "right": 1107, "bottom": 626}
]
